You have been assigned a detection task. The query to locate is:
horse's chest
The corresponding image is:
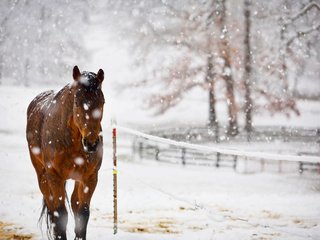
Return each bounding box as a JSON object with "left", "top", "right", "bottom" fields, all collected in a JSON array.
[{"left": 55, "top": 152, "right": 97, "bottom": 180}]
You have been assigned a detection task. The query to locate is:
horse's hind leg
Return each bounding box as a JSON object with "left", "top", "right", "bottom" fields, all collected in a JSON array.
[
  {"left": 44, "top": 171, "right": 68, "bottom": 240},
  {"left": 29, "top": 152, "right": 68, "bottom": 239},
  {"left": 71, "top": 173, "right": 98, "bottom": 240}
]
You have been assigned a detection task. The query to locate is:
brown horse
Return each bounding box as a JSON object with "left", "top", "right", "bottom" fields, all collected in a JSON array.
[{"left": 26, "top": 66, "right": 105, "bottom": 240}]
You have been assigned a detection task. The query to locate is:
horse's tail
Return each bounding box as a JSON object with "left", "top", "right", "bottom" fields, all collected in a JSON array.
[{"left": 38, "top": 198, "right": 53, "bottom": 240}]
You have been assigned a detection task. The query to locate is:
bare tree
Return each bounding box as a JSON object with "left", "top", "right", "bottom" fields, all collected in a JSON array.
[
  {"left": 246, "top": 0, "right": 319, "bottom": 117},
  {"left": 109, "top": 0, "right": 241, "bottom": 136},
  {"left": 280, "top": 1, "right": 320, "bottom": 93},
  {"left": 214, "top": 0, "right": 239, "bottom": 136},
  {"left": 205, "top": 1, "right": 218, "bottom": 132},
  {"left": 106, "top": 0, "right": 319, "bottom": 131},
  {"left": 243, "top": 0, "right": 253, "bottom": 136}
]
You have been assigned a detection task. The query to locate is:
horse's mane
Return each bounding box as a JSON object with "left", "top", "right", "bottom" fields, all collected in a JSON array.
[{"left": 79, "top": 71, "right": 100, "bottom": 91}]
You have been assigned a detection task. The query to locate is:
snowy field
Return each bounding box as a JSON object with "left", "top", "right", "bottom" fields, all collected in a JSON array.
[
  {"left": 1, "top": 0, "right": 320, "bottom": 239},
  {"left": 0, "top": 86, "right": 320, "bottom": 240}
]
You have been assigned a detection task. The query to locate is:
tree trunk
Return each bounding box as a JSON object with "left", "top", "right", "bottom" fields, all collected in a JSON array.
[
  {"left": 279, "top": 0, "right": 291, "bottom": 94},
  {"left": 206, "top": 54, "right": 219, "bottom": 141},
  {"left": 209, "top": 86, "right": 217, "bottom": 128},
  {"left": 204, "top": 1, "right": 219, "bottom": 141},
  {"left": 215, "top": 0, "right": 238, "bottom": 136},
  {"left": 244, "top": 0, "right": 253, "bottom": 138},
  {"left": 224, "top": 66, "right": 238, "bottom": 136},
  {"left": 280, "top": 19, "right": 289, "bottom": 93}
]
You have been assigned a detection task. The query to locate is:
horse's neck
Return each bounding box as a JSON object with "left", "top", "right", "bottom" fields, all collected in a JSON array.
[
  {"left": 55, "top": 84, "right": 74, "bottom": 119},
  {"left": 55, "top": 85, "right": 80, "bottom": 139}
]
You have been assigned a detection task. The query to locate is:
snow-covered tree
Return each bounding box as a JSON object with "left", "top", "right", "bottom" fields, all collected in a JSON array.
[
  {"left": 107, "top": 0, "right": 242, "bottom": 136},
  {"left": 105, "top": 0, "right": 320, "bottom": 136},
  {"left": 0, "top": 0, "right": 92, "bottom": 86},
  {"left": 107, "top": 0, "right": 320, "bottom": 130},
  {"left": 249, "top": 0, "right": 319, "bottom": 117}
]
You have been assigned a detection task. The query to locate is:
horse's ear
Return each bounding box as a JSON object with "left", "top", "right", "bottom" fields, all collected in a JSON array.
[
  {"left": 73, "top": 66, "right": 81, "bottom": 81},
  {"left": 97, "top": 69, "right": 104, "bottom": 82}
]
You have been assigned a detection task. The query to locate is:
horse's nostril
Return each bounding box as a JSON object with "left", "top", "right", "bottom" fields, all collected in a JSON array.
[{"left": 82, "top": 138, "right": 99, "bottom": 153}]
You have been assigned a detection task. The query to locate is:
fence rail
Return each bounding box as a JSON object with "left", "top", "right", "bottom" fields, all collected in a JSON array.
[
  {"left": 117, "top": 126, "right": 320, "bottom": 174},
  {"left": 149, "top": 125, "right": 320, "bottom": 143}
]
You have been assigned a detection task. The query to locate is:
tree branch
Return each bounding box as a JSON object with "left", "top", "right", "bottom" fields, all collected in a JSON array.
[
  {"left": 286, "top": 23, "right": 320, "bottom": 47},
  {"left": 289, "top": 1, "right": 320, "bottom": 23}
]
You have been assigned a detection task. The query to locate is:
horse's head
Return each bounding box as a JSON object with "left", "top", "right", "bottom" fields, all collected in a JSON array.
[{"left": 72, "top": 66, "right": 105, "bottom": 153}]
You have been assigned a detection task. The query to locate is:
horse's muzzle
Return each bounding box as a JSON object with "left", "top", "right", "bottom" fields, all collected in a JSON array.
[{"left": 82, "top": 138, "right": 99, "bottom": 153}]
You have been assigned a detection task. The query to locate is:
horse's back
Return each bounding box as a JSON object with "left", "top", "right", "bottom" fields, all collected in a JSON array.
[{"left": 26, "top": 90, "right": 55, "bottom": 147}]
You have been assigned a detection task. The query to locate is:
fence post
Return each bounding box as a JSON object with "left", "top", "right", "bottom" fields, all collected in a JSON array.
[
  {"left": 233, "top": 155, "right": 237, "bottom": 171},
  {"left": 299, "top": 162, "right": 303, "bottom": 174},
  {"left": 216, "top": 152, "right": 221, "bottom": 168},
  {"left": 112, "top": 127, "right": 118, "bottom": 235},
  {"left": 181, "top": 148, "right": 186, "bottom": 166},
  {"left": 282, "top": 126, "right": 288, "bottom": 142},
  {"left": 155, "top": 147, "right": 160, "bottom": 161},
  {"left": 139, "top": 141, "right": 143, "bottom": 160}
]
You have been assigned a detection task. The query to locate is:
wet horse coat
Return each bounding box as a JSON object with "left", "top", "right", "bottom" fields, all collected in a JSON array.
[{"left": 26, "top": 66, "right": 105, "bottom": 240}]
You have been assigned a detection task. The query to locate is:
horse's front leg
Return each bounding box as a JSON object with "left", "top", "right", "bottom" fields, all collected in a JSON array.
[
  {"left": 46, "top": 171, "right": 68, "bottom": 240},
  {"left": 71, "top": 173, "right": 98, "bottom": 240}
]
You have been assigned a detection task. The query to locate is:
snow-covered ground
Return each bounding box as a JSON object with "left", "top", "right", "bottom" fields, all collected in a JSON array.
[
  {"left": 0, "top": 85, "right": 320, "bottom": 240},
  {"left": 0, "top": 27, "right": 320, "bottom": 240},
  {"left": 1, "top": 2, "right": 320, "bottom": 239}
]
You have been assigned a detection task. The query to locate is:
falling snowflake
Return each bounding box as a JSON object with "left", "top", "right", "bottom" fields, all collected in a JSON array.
[
  {"left": 74, "top": 157, "right": 84, "bottom": 165},
  {"left": 31, "top": 146, "right": 41, "bottom": 155},
  {"left": 92, "top": 109, "right": 102, "bottom": 119}
]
